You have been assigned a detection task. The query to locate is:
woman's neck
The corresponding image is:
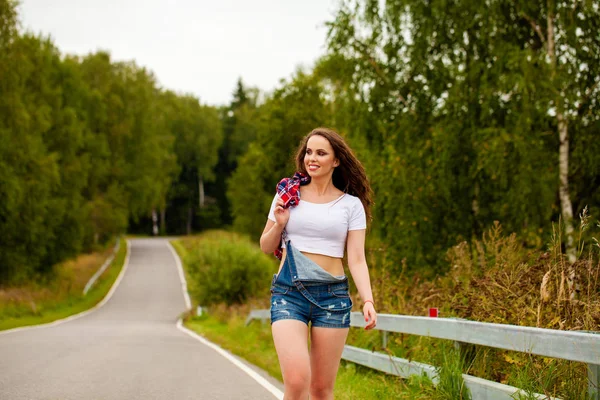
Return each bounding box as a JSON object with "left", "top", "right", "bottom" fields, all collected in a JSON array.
[{"left": 306, "top": 176, "right": 335, "bottom": 196}]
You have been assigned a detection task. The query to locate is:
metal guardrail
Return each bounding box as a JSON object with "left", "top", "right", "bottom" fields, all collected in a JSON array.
[
  {"left": 83, "top": 238, "right": 120, "bottom": 295},
  {"left": 246, "top": 310, "right": 599, "bottom": 400}
]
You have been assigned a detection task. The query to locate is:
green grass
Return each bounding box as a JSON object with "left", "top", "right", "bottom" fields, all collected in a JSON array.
[
  {"left": 434, "top": 344, "right": 471, "bottom": 400},
  {"left": 0, "top": 237, "right": 128, "bottom": 331}
]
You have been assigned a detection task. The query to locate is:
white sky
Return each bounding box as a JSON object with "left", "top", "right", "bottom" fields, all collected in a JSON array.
[{"left": 18, "top": 0, "right": 339, "bottom": 106}]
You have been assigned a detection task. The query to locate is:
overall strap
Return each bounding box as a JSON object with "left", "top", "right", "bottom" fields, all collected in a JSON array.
[
  {"left": 283, "top": 240, "right": 298, "bottom": 281},
  {"left": 285, "top": 241, "right": 351, "bottom": 312}
]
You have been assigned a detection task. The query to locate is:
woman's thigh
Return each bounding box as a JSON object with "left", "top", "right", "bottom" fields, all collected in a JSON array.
[
  {"left": 309, "top": 326, "right": 349, "bottom": 388},
  {"left": 272, "top": 319, "right": 310, "bottom": 380}
]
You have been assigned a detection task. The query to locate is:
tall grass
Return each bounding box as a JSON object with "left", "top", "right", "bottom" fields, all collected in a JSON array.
[
  {"left": 434, "top": 344, "right": 471, "bottom": 400},
  {"left": 0, "top": 237, "right": 127, "bottom": 331},
  {"left": 357, "top": 211, "right": 600, "bottom": 399}
]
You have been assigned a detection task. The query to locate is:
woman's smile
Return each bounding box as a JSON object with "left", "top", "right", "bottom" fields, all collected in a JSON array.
[{"left": 304, "top": 135, "right": 337, "bottom": 176}]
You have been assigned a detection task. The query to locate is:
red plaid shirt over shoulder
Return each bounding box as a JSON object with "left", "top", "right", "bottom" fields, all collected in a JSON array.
[{"left": 273, "top": 172, "right": 310, "bottom": 260}]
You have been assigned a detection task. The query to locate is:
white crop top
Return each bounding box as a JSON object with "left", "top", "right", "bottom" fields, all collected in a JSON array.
[{"left": 267, "top": 192, "right": 367, "bottom": 258}]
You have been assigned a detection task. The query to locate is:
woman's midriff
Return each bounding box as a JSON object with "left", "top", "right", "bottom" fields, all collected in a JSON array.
[{"left": 277, "top": 248, "right": 345, "bottom": 277}]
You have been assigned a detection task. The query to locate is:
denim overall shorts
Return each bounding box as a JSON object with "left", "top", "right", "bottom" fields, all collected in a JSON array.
[{"left": 270, "top": 241, "right": 353, "bottom": 328}]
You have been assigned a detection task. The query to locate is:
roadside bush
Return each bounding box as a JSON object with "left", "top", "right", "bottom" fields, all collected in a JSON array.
[{"left": 184, "top": 233, "right": 277, "bottom": 306}]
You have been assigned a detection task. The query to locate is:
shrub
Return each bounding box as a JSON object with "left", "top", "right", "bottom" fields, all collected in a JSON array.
[
  {"left": 196, "top": 203, "right": 222, "bottom": 231},
  {"left": 184, "top": 233, "right": 277, "bottom": 306}
]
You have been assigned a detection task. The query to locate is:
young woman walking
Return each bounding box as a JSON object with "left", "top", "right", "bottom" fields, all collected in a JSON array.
[{"left": 260, "top": 127, "right": 377, "bottom": 400}]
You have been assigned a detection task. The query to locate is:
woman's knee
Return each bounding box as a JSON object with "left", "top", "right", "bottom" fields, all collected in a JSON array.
[
  {"left": 309, "top": 380, "right": 334, "bottom": 399},
  {"left": 284, "top": 369, "right": 310, "bottom": 395}
]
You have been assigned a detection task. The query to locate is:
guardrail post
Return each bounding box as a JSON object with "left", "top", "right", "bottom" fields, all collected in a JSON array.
[
  {"left": 450, "top": 317, "right": 476, "bottom": 366},
  {"left": 579, "top": 330, "right": 599, "bottom": 399},
  {"left": 382, "top": 331, "right": 388, "bottom": 349},
  {"left": 453, "top": 341, "right": 477, "bottom": 367},
  {"left": 589, "top": 363, "right": 599, "bottom": 400}
]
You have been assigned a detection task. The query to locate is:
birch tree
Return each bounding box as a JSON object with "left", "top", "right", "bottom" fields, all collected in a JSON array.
[
  {"left": 517, "top": 0, "right": 600, "bottom": 266},
  {"left": 324, "top": 0, "right": 600, "bottom": 273}
]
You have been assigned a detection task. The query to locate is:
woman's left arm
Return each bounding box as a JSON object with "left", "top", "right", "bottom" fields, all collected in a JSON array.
[{"left": 347, "top": 229, "right": 377, "bottom": 330}]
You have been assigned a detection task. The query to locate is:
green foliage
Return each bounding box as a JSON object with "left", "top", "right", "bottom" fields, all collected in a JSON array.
[
  {"left": 180, "top": 233, "right": 277, "bottom": 306},
  {"left": 209, "top": 78, "right": 259, "bottom": 227},
  {"left": 0, "top": 33, "right": 84, "bottom": 279},
  {"left": 0, "top": 2, "right": 218, "bottom": 282},
  {"left": 196, "top": 203, "right": 222, "bottom": 231},
  {"left": 158, "top": 90, "right": 223, "bottom": 234},
  {"left": 227, "top": 69, "right": 334, "bottom": 239},
  {"left": 221, "top": 0, "right": 600, "bottom": 274},
  {"left": 317, "top": 0, "right": 600, "bottom": 273}
]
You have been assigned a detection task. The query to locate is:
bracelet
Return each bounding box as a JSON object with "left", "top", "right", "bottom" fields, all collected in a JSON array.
[{"left": 363, "top": 299, "right": 374, "bottom": 307}]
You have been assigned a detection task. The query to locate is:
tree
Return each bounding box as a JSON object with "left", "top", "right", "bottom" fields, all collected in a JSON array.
[
  {"left": 210, "top": 78, "right": 259, "bottom": 226},
  {"left": 228, "top": 70, "right": 333, "bottom": 239},
  {"left": 516, "top": 1, "right": 600, "bottom": 265},
  {"left": 164, "top": 93, "right": 222, "bottom": 234},
  {"left": 323, "top": 0, "right": 600, "bottom": 273}
]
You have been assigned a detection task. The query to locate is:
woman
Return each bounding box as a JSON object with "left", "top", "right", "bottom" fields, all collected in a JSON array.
[{"left": 260, "top": 127, "right": 377, "bottom": 400}]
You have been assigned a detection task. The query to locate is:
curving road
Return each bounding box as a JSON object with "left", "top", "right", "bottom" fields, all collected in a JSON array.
[{"left": 0, "top": 238, "right": 282, "bottom": 400}]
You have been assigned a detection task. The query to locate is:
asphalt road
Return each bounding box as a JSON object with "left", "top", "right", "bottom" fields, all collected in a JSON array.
[{"left": 0, "top": 238, "right": 282, "bottom": 400}]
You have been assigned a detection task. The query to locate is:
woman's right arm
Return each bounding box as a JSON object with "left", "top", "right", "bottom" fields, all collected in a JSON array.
[
  {"left": 259, "top": 220, "right": 285, "bottom": 254},
  {"left": 260, "top": 197, "right": 289, "bottom": 254}
]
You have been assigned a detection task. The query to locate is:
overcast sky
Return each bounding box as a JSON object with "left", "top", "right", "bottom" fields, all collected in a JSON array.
[{"left": 18, "top": 0, "right": 339, "bottom": 106}]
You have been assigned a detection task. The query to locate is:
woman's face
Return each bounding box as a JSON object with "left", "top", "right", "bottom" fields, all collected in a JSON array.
[{"left": 304, "top": 135, "right": 339, "bottom": 178}]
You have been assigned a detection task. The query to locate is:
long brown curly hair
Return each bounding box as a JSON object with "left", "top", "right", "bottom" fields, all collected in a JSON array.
[{"left": 294, "top": 127, "right": 374, "bottom": 223}]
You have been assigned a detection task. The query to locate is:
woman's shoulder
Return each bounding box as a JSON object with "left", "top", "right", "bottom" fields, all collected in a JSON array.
[{"left": 338, "top": 192, "right": 362, "bottom": 206}]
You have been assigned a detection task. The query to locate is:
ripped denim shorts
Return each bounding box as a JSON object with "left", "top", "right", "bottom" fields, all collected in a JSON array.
[
  {"left": 269, "top": 240, "right": 352, "bottom": 328},
  {"left": 270, "top": 280, "right": 352, "bottom": 328}
]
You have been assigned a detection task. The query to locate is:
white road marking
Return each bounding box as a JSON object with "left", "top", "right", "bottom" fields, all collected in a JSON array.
[
  {"left": 165, "top": 240, "right": 191, "bottom": 310},
  {"left": 176, "top": 320, "right": 283, "bottom": 400},
  {"left": 167, "top": 239, "right": 284, "bottom": 400},
  {"left": 2, "top": 238, "right": 284, "bottom": 399}
]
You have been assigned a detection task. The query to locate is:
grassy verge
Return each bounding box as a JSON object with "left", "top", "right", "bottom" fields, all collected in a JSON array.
[
  {"left": 172, "top": 233, "right": 439, "bottom": 399},
  {"left": 0, "top": 237, "right": 127, "bottom": 331}
]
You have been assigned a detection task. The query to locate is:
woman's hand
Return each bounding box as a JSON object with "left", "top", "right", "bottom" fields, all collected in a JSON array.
[
  {"left": 273, "top": 197, "right": 290, "bottom": 227},
  {"left": 363, "top": 302, "right": 377, "bottom": 330}
]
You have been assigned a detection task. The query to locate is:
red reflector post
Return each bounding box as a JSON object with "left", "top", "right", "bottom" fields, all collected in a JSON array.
[{"left": 429, "top": 308, "right": 439, "bottom": 318}]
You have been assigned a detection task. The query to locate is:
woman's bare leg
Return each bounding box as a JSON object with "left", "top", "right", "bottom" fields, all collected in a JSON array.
[
  {"left": 309, "top": 327, "right": 349, "bottom": 400},
  {"left": 272, "top": 320, "right": 310, "bottom": 400}
]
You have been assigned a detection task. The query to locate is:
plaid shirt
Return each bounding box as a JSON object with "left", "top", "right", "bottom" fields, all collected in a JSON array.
[{"left": 274, "top": 172, "right": 310, "bottom": 260}]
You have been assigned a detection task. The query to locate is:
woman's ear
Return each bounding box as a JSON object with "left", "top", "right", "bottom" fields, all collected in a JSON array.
[{"left": 334, "top": 159, "right": 340, "bottom": 167}]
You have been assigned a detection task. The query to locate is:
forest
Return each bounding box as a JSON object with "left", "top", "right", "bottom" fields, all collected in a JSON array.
[{"left": 1, "top": 0, "right": 599, "bottom": 284}]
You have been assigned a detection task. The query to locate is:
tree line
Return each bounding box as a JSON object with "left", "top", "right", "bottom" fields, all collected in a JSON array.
[
  {"left": 0, "top": 1, "right": 221, "bottom": 282},
  {"left": 1, "top": 0, "right": 599, "bottom": 283},
  {"left": 227, "top": 0, "right": 600, "bottom": 274}
]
